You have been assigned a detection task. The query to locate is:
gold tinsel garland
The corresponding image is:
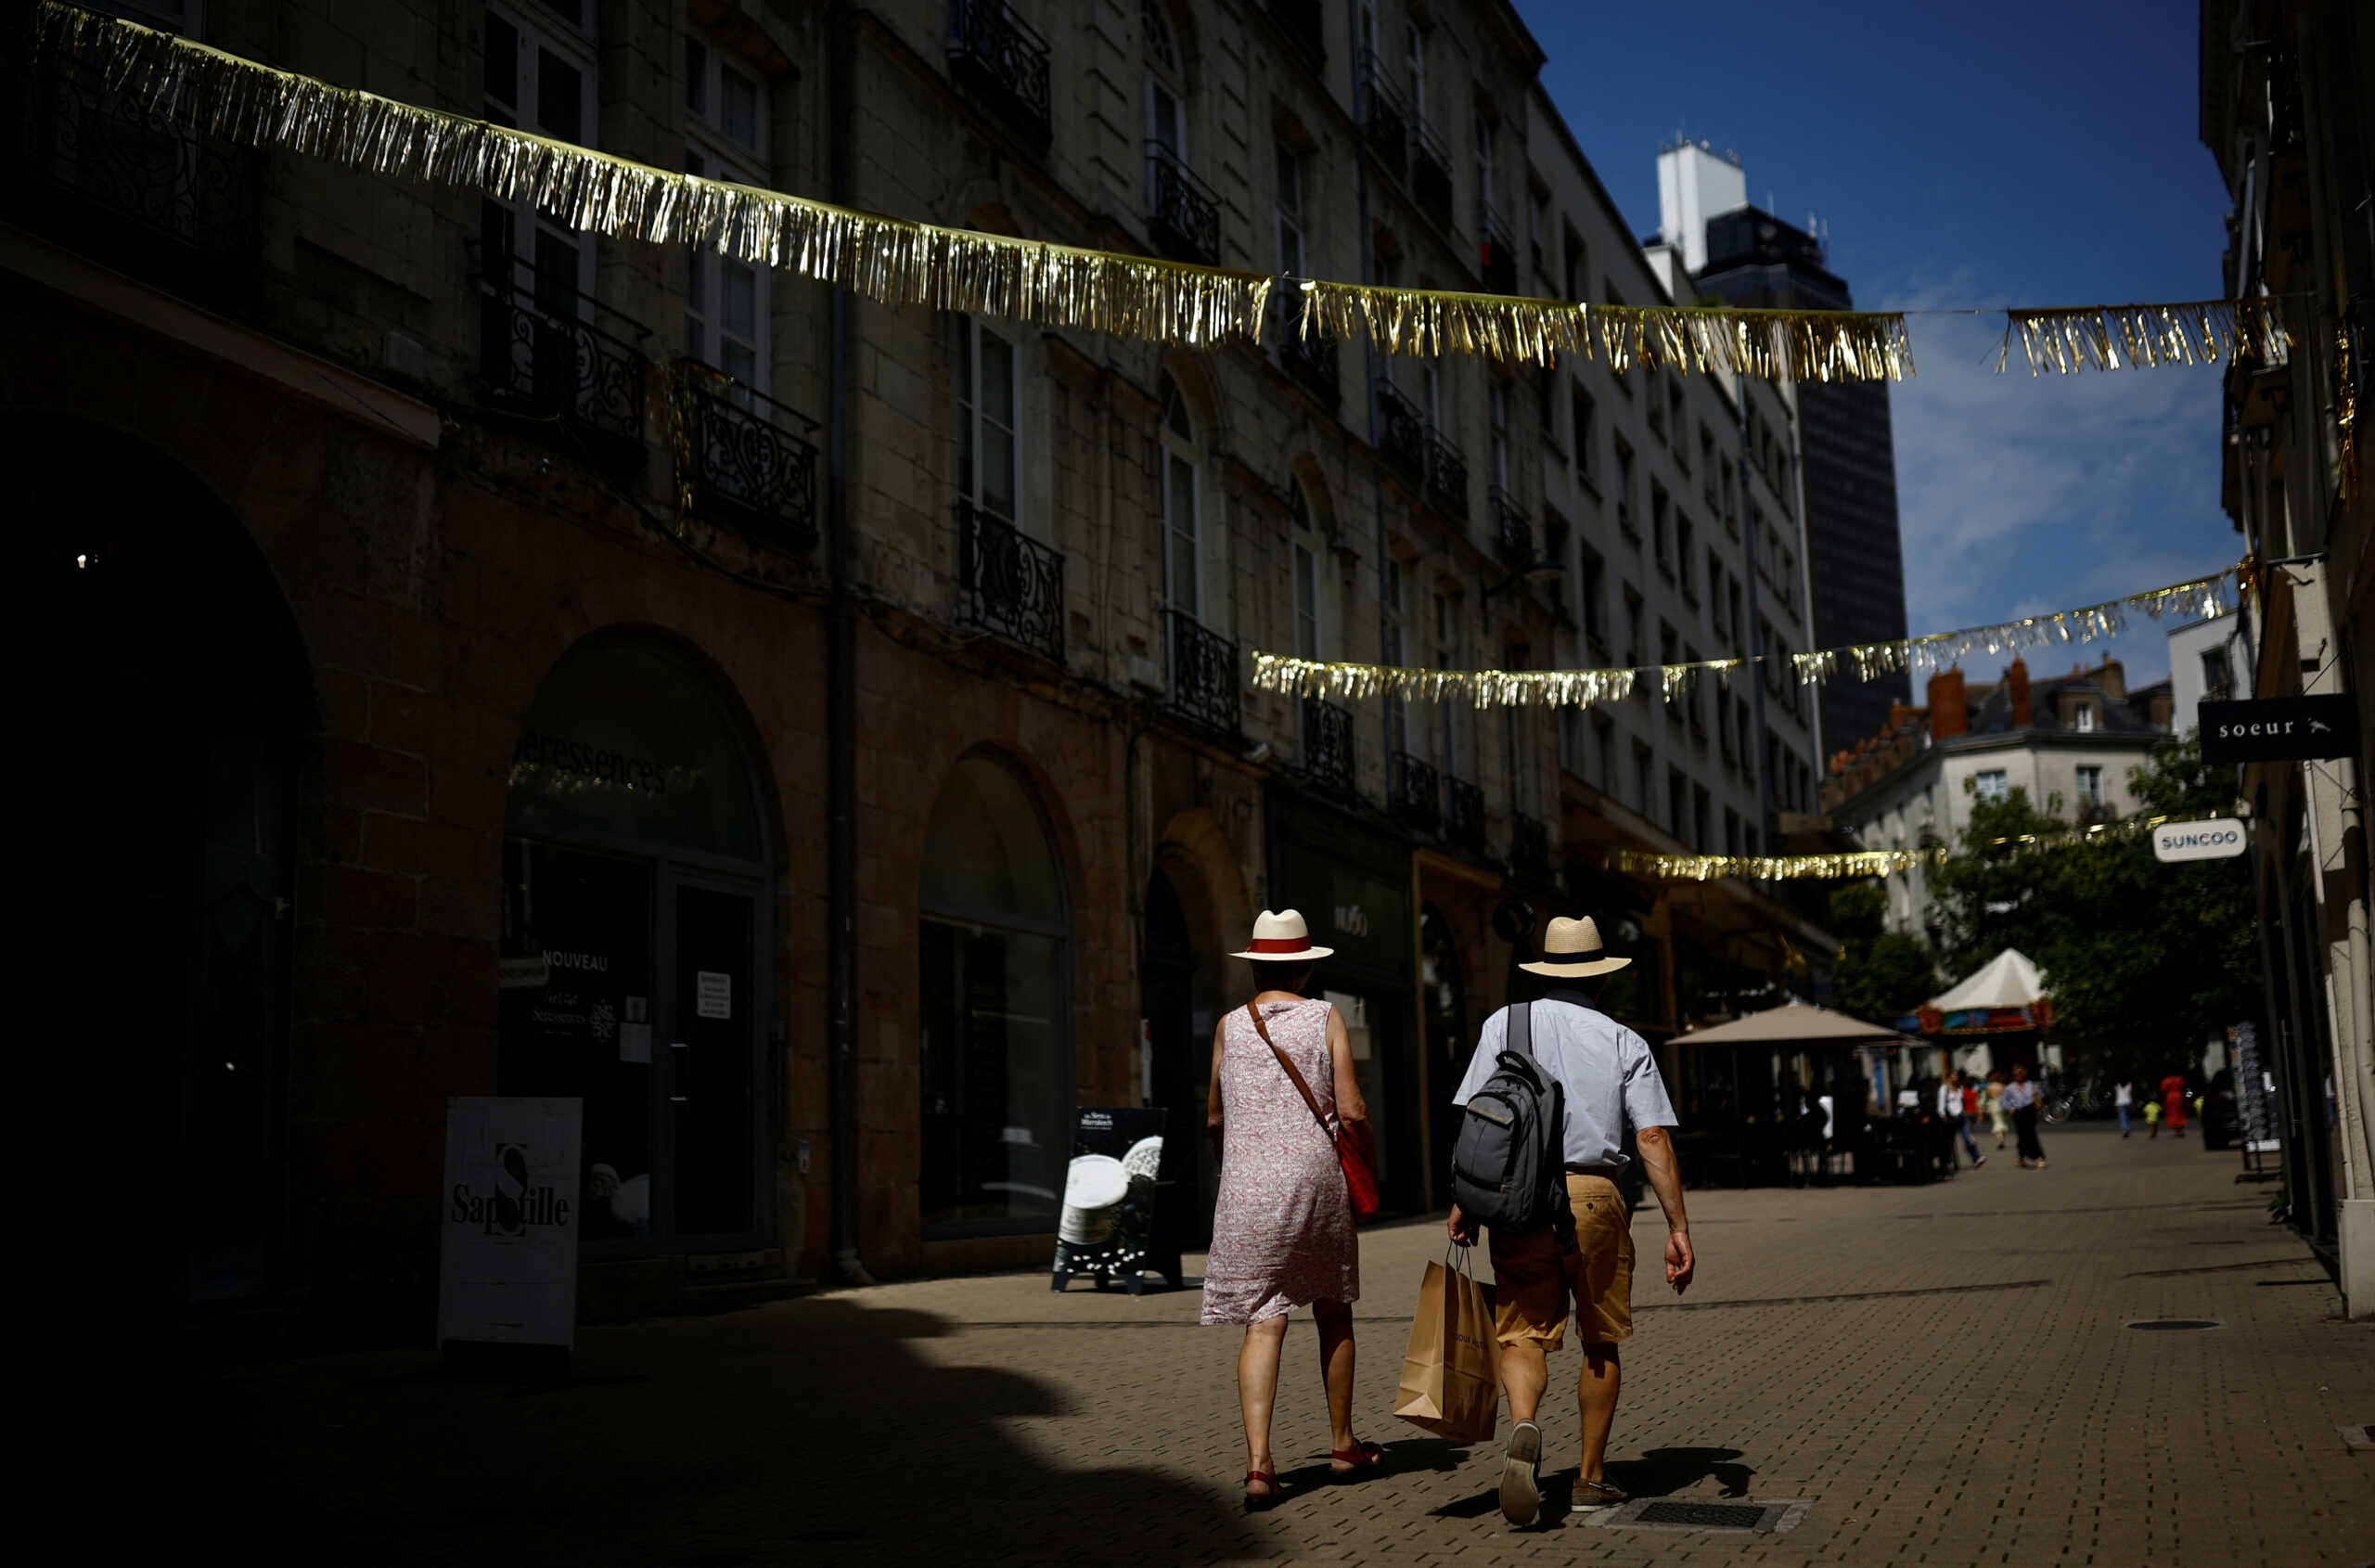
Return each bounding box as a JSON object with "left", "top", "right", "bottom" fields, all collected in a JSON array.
[
  {"left": 1253, "top": 566, "right": 2241, "bottom": 711},
  {"left": 1611, "top": 811, "right": 2242, "bottom": 882},
  {"left": 26, "top": 3, "right": 2292, "bottom": 384}
]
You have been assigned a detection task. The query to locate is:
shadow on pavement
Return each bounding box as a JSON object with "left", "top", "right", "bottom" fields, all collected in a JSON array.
[
  {"left": 1606, "top": 1445, "right": 1754, "bottom": 1497},
  {"left": 135, "top": 1298, "right": 1259, "bottom": 1566}
]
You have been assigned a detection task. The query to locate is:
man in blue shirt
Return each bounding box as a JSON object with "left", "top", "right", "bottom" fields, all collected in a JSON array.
[{"left": 1447, "top": 916, "right": 1694, "bottom": 1526}]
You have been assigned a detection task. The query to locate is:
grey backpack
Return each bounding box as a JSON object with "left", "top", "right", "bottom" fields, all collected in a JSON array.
[{"left": 1449, "top": 1003, "right": 1569, "bottom": 1235}]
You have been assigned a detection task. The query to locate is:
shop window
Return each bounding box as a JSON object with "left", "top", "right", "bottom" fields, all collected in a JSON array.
[{"left": 920, "top": 753, "right": 1072, "bottom": 1232}]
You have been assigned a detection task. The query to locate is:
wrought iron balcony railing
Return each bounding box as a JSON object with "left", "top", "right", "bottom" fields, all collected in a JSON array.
[
  {"left": 1411, "top": 120, "right": 1453, "bottom": 225},
  {"left": 11, "top": 45, "right": 256, "bottom": 311},
  {"left": 947, "top": 0, "right": 1053, "bottom": 148},
  {"left": 1146, "top": 143, "right": 1221, "bottom": 266},
  {"left": 1510, "top": 814, "right": 1550, "bottom": 876},
  {"left": 958, "top": 500, "right": 1066, "bottom": 663},
  {"left": 473, "top": 248, "right": 650, "bottom": 460},
  {"left": 1491, "top": 484, "right": 1532, "bottom": 560},
  {"left": 1445, "top": 778, "right": 1487, "bottom": 849},
  {"left": 1266, "top": 0, "right": 1326, "bottom": 69},
  {"left": 1301, "top": 699, "right": 1355, "bottom": 795},
  {"left": 679, "top": 367, "right": 819, "bottom": 548},
  {"left": 1164, "top": 609, "right": 1240, "bottom": 737},
  {"left": 1278, "top": 297, "right": 1340, "bottom": 408},
  {"left": 1376, "top": 380, "right": 1428, "bottom": 478},
  {"left": 1424, "top": 430, "right": 1469, "bottom": 518},
  {"left": 1389, "top": 752, "right": 1440, "bottom": 830},
  {"left": 1479, "top": 205, "right": 1519, "bottom": 294},
  {"left": 1358, "top": 56, "right": 1409, "bottom": 175}
]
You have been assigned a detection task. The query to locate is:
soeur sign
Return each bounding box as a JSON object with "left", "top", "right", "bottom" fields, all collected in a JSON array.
[
  {"left": 2152, "top": 818, "right": 2247, "bottom": 863},
  {"left": 2199, "top": 695, "right": 2359, "bottom": 765}
]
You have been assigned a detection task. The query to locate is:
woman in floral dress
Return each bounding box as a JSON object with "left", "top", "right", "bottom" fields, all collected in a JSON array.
[{"left": 1201, "top": 910, "right": 1382, "bottom": 1510}]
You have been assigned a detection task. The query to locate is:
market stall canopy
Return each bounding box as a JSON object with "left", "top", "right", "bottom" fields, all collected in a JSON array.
[
  {"left": 1928, "top": 948, "right": 2048, "bottom": 1011},
  {"left": 1675, "top": 1000, "right": 1914, "bottom": 1047}
]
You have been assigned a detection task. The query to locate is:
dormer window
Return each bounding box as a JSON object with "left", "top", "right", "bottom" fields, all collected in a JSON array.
[{"left": 2074, "top": 702, "right": 2096, "bottom": 732}]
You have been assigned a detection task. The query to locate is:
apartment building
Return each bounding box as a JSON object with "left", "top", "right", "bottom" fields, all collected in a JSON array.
[{"left": 19, "top": 0, "right": 1828, "bottom": 1334}]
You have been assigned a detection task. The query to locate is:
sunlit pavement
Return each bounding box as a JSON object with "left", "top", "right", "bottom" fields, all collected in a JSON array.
[{"left": 158, "top": 1123, "right": 2368, "bottom": 1566}]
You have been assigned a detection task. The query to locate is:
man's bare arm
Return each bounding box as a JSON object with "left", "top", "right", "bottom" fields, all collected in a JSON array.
[{"left": 1634, "top": 1125, "right": 1695, "bottom": 1293}]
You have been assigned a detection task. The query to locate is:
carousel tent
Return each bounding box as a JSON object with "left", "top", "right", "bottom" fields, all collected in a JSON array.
[{"left": 1928, "top": 947, "right": 2048, "bottom": 1010}]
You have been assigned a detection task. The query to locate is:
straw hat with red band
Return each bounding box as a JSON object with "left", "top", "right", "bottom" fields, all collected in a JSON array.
[{"left": 1230, "top": 908, "right": 1335, "bottom": 962}]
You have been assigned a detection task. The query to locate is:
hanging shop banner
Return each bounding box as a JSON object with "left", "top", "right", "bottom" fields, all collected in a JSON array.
[
  {"left": 2151, "top": 817, "right": 2248, "bottom": 862},
  {"left": 2198, "top": 695, "right": 2360, "bottom": 765},
  {"left": 1052, "top": 1106, "right": 1169, "bottom": 1292},
  {"left": 438, "top": 1096, "right": 583, "bottom": 1349}
]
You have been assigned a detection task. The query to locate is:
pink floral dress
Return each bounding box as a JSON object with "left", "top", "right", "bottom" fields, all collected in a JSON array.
[{"left": 1200, "top": 998, "right": 1360, "bottom": 1325}]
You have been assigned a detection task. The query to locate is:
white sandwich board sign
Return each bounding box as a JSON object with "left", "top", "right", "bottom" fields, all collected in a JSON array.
[{"left": 437, "top": 1096, "right": 582, "bottom": 1348}]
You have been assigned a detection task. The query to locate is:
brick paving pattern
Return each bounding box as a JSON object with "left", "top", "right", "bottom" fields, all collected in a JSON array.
[{"left": 161, "top": 1125, "right": 2369, "bottom": 1565}]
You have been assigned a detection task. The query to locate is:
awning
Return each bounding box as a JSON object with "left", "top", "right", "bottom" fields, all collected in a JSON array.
[{"left": 1675, "top": 1000, "right": 1917, "bottom": 1047}]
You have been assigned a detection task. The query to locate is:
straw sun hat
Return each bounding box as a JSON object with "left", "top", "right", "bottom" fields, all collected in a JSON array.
[
  {"left": 1518, "top": 916, "right": 1634, "bottom": 979},
  {"left": 1230, "top": 908, "right": 1334, "bottom": 962}
]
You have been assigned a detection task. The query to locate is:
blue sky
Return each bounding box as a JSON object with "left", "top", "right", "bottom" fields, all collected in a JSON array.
[{"left": 1518, "top": 0, "right": 2238, "bottom": 691}]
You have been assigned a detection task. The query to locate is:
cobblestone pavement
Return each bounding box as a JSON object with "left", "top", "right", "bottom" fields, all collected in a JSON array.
[{"left": 157, "top": 1124, "right": 2369, "bottom": 1566}]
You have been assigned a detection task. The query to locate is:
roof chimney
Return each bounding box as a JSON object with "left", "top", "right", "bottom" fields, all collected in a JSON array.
[
  {"left": 2007, "top": 658, "right": 2033, "bottom": 729},
  {"left": 1928, "top": 669, "right": 1969, "bottom": 740},
  {"left": 2094, "top": 658, "right": 2126, "bottom": 700}
]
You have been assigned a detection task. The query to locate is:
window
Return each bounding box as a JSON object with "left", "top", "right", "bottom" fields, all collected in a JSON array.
[
  {"left": 2075, "top": 765, "right": 2103, "bottom": 805},
  {"left": 482, "top": 4, "right": 599, "bottom": 302},
  {"left": 1721, "top": 460, "right": 1737, "bottom": 533},
  {"left": 1489, "top": 382, "right": 1510, "bottom": 492},
  {"left": 1646, "top": 373, "right": 1666, "bottom": 437},
  {"left": 1290, "top": 490, "right": 1322, "bottom": 660},
  {"left": 1650, "top": 483, "right": 1671, "bottom": 569},
  {"left": 1572, "top": 386, "right": 1597, "bottom": 482},
  {"left": 1528, "top": 186, "right": 1547, "bottom": 274},
  {"left": 1614, "top": 440, "right": 1636, "bottom": 533},
  {"left": 1562, "top": 227, "right": 1586, "bottom": 302},
  {"left": 1436, "top": 589, "right": 1470, "bottom": 777},
  {"left": 1676, "top": 515, "right": 1696, "bottom": 600},
  {"left": 2201, "top": 648, "right": 2231, "bottom": 698},
  {"left": 1591, "top": 713, "right": 1615, "bottom": 793},
  {"left": 1144, "top": 0, "right": 1188, "bottom": 208},
  {"left": 1536, "top": 363, "right": 1559, "bottom": 445},
  {"left": 1623, "top": 586, "right": 1644, "bottom": 666},
  {"left": 1667, "top": 766, "right": 1688, "bottom": 837},
  {"left": 959, "top": 317, "right": 1021, "bottom": 528},
  {"left": 1405, "top": 22, "right": 1430, "bottom": 131},
  {"left": 1707, "top": 550, "right": 1727, "bottom": 632},
  {"left": 2073, "top": 702, "right": 2097, "bottom": 732},
  {"left": 1667, "top": 385, "right": 1686, "bottom": 456},
  {"left": 1727, "top": 577, "right": 1743, "bottom": 650},
  {"left": 1159, "top": 373, "right": 1199, "bottom": 617},
  {"left": 1725, "top": 807, "right": 1740, "bottom": 855},
  {"left": 1700, "top": 427, "right": 1717, "bottom": 503},
  {"left": 1472, "top": 107, "right": 1495, "bottom": 224},
  {"left": 1383, "top": 554, "right": 1408, "bottom": 756},
  {"left": 1973, "top": 769, "right": 2009, "bottom": 803},
  {"left": 1684, "top": 645, "right": 1705, "bottom": 735},
  {"left": 1275, "top": 143, "right": 1306, "bottom": 276},
  {"left": 1577, "top": 549, "right": 1605, "bottom": 645},
  {"left": 1693, "top": 786, "right": 1711, "bottom": 850},
  {"left": 1633, "top": 743, "right": 1653, "bottom": 815},
  {"left": 684, "top": 32, "right": 770, "bottom": 391},
  {"left": 1605, "top": 286, "right": 1631, "bottom": 394}
]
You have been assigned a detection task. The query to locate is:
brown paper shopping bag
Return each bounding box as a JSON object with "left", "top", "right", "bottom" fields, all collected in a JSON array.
[{"left": 1393, "top": 1245, "right": 1501, "bottom": 1444}]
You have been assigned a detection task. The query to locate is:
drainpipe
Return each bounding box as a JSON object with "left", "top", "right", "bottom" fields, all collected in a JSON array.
[{"left": 825, "top": 1, "right": 871, "bottom": 1286}]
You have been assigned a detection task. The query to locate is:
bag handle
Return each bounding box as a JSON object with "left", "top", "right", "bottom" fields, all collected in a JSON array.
[{"left": 1246, "top": 1001, "right": 1336, "bottom": 1141}]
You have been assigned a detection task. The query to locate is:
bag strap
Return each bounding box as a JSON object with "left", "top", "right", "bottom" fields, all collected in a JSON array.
[
  {"left": 1508, "top": 999, "right": 1533, "bottom": 1061},
  {"left": 1246, "top": 1002, "right": 1335, "bottom": 1140}
]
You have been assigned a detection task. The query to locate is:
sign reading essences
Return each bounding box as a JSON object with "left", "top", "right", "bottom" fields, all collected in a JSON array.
[
  {"left": 2151, "top": 817, "right": 2248, "bottom": 863},
  {"left": 2198, "top": 695, "right": 2360, "bottom": 765},
  {"left": 438, "top": 1096, "right": 583, "bottom": 1349}
]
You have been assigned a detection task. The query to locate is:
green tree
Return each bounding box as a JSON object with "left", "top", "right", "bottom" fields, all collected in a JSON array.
[
  {"left": 1928, "top": 736, "right": 2258, "bottom": 1086},
  {"left": 1828, "top": 882, "right": 1939, "bottom": 1024}
]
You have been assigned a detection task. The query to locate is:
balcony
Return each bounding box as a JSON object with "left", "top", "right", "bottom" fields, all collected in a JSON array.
[
  {"left": 959, "top": 500, "right": 1066, "bottom": 663},
  {"left": 680, "top": 368, "right": 819, "bottom": 548},
  {"left": 1266, "top": 0, "right": 1326, "bottom": 70},
  {"left": 10, "top": 46, "right": 256, "bottom": 312},
  {"left": 1445, "top": 778, "right": 1487, "bottom": 849},
  {"left": 1410, "top": 120, "right": 1454, "bottom": 227},
  {"left": 1510, "top": 814, "right": 1550, "bottom": 876},
  {"left": 1145, "top": 143, "right": 1222, "bottom": 266},
  {"left": 1164, "top": 609, "right": 1240, "bottom": 737},
  {"left": 1376, "top": 380, "right": 1428, "bottom": 479},
  {"left": 947, "top": 0, "right": 1052, "bottom": 149},
  {"left": 1278, "top": 298, "right": 1339, "bottom": 408},
  {"left": 1479, "top": 206, "right": 1519, "bottom": 294},
  {"left": 1359, "top": 58, "right": 1409, "bottom": 177},
  {"left": 1490, "top": 484, "right": 1532, "bottom": 561},
  {"left": 474, "top": 248, "right": 650, "bottom": 464},
  {"left": 1423, "top": 430, "right": 1469, "bottom": 518},
  {"left": 1389, "top": 752, "right": 1441, "bottom": 830},
  {"left": 1301, "top": 699, "right": 1355, "bottom": 796}
]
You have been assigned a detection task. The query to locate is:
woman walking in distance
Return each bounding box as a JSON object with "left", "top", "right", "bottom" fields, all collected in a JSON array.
[
  {"left": 1200, "top": 910, "right": 1383, "bottom": 1511},
  {"left": 2002, "top": 1063, "right": 2048, "bottom": 1168},
  {"left": 2159, "top": 1073, "right": 2189, "bottom": 1139},
  {"left": 1983, "top": 1071, "right": 2010, "bottom": 1152}
]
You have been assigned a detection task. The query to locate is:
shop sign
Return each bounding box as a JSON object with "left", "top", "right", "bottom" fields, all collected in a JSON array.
[
  {"left": 2198, "top": 695, "right": 2359, "bottom": 765},
  {"left": 2151, "top": 818, "right": 2247, "bottom": 863},
  {"left": 438, "top": 1097, "right": 582, "bottom": 1348}
]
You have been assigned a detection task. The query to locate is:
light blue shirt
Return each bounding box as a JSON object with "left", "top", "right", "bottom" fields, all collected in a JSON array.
[
  {"left": 1450, "top": 996, "right": 1677, "bottom": 1170},
  {"left": 2000, "top": 1080, "right": 2037, "bottom": 1111}
]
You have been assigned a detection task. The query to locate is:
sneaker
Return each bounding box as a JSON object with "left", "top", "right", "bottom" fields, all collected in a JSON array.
[
  {"left": 1574, "top": 1477, "right": 1629, "bottom": 1511},
  {"left": 1499, "top": 1420, "right": 1542, "bottom": 1527},
  {"left": 1972, "top": 1153, "right": 1987, "bottom": 1168}
]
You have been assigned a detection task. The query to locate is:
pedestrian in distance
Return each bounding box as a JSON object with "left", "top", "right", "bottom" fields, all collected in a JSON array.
[
  {"left": 2145, "top": 1097, "right": 2163, "bottom": 1137},
  {"left": 2002, "top": 1063, "right": 2048, "bottom": 1168},
  {"left": 1983, "top": 1070, "right": 2009, "bottom": 1150},
  {"left": 1444, "top": 917, "right": 1694, "bottom": 1529},
  {"left": 1200, "top": 910, "right": 1384, "bottom": 1512},
  {"left": 1940, "top": 1070, "right": 1983, "bottom": 1168},
  {"left": 2114, "top": 1079, "right": 2135, "bottom": 1137},
  {"left": 2160, "top": 1073, "right": 2189, "bottom": 1139}
]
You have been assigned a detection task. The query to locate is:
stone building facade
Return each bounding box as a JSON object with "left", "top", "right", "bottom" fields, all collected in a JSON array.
[{"left": 19, "top": 0, "right": 1827, "bottom": 1335}]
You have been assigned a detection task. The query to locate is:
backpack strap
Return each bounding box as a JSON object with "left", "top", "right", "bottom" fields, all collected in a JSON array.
[{"left": 1508, "top": 999, "right": 1533, "bottom": 1061}]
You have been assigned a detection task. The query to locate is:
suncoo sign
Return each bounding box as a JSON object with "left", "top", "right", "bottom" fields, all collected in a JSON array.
[
  {"left": 2151, "top": 817, "right": 2247, "bottom": 863},
  {"left": 2199, "top": 695, "right": 2359, "bottom": 765}
]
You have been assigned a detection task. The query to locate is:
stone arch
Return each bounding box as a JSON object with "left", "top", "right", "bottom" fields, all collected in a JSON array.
[{"left": 1146, "top": 805, "right": 1254, "bottom": 1234}]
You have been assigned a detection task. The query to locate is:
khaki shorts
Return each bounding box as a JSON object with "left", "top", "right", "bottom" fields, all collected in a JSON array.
[{"left": 1488, "top": 1173, "right": 1635, "bottom": 1349}]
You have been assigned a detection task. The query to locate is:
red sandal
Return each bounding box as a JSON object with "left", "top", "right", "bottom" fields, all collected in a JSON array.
[
  {"left": 1243, "top": 1470, "right": 1283, "bottom": 1513},
  {"left": 1329, "top": 1441, "right": 1387, "bottom": 1479}
]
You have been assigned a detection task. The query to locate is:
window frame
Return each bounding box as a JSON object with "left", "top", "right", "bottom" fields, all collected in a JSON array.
[{"left": 960, "top": 315, "right": 1026, "bottom": 533}]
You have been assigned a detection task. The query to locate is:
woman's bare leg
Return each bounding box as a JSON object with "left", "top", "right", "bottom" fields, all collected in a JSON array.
[
  {"left": 1239, "top": 1315, "right": 1290, "bottom": 1491},
  {"left": 1312, "top": 1299, "right": 1359, "bottom": 1460}
]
